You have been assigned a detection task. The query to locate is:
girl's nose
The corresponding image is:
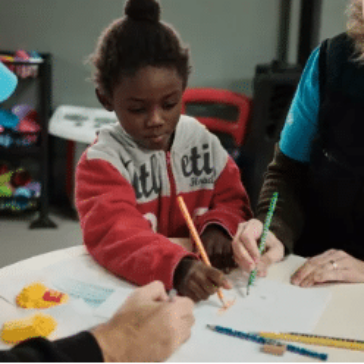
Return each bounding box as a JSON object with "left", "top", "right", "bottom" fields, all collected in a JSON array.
[{"left": 146, "top": 107, "right": 164, "bottom": 127}]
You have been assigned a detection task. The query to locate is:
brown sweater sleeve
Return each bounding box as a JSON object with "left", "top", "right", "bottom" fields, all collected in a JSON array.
[{"left": 255, "top": 144, "right": 309, "bottom": 254}]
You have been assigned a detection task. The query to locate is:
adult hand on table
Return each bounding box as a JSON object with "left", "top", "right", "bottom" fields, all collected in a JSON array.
[
  {"left": 174, "top": 258, "right": 232, "bottom": 302},
  {"left": 232, "top": 219, "right": 285, "bottom": 276},
  {"left": 201, "top": 224, "right": 236, "bottom": 273},
  {"left": 291, "top": 249, "right": 364, "bottom": 287},
  {"left": 91, "top": 281, "right": 195, "bottom": 362}
]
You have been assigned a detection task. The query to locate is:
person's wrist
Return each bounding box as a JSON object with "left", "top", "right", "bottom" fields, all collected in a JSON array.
[
  {"left": 356, "top": 258, "right": 364, "bottom": 279},
  {"left": 173, "top": 257, "right": 196, "bottom": 291},
  {"left": 91, "top": 323, "right": 125, "bottom": 362}
]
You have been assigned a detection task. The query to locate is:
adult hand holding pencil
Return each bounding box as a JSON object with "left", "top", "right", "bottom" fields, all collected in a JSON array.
[
  {"left": 232, "top": 193, "right": 285, "bottom": 284},
  {"left": 247, "top": 192, "right": 278, "bottom": 294}
]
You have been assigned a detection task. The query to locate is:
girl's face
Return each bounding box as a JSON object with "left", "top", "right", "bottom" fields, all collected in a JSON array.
[{"left": 98, "top": 66, "right": 184, "bottom": 151}]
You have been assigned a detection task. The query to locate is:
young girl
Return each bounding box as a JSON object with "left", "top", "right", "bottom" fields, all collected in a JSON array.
[
  {"left": 76, "top": 0, "right": 253, "bottom": 302},
  {"left": 232, "top": 0, "right": 364, "bottom": 288}
]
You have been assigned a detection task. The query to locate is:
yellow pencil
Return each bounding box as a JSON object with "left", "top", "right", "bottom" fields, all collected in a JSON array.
[{"left": 258, "top": 332, "right": 364, "bottom": 351}]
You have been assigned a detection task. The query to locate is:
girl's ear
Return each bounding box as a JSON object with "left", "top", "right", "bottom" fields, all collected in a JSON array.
[{"left": 96, "top": 89, "right": 114, "bottom": 111}]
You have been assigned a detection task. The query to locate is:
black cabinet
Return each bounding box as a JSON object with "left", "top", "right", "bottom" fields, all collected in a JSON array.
[
  {"left": 238, "top": 62, "right": 302, "bottom": 212},
  {"left": 0, "top": 52, "right": 56, "bottom": 228}
]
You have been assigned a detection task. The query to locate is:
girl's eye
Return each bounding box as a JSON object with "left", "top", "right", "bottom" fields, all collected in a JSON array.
[
  {"left": 163, "top": 102, "right": 178, "bottom": 110},
  {"left": 128, "top": 108, "right": 146, "bottom": 114}
]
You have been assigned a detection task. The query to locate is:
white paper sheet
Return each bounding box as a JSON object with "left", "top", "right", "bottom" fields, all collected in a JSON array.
[
  {"left": 168, "top": 270, "right": 332, "bottom": 362},
  {"left": 0, "top": 255, "right": 332, "bottom": 361}
]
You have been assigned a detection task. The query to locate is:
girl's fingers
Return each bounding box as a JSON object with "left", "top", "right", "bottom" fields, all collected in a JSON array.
[
  {"left": 221, "top": 278, "right": 233, "bottom": 290},
  {"left": 188, "top": 280, "right": 209, "bottom": 301},
  {"left": 223, "top": 241, "right": 236, "bottom": 271}
]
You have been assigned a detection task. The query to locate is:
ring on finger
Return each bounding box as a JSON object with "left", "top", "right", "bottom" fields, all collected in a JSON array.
[{"left": 329, "top": 260, "right": 338, "bottom": 270}]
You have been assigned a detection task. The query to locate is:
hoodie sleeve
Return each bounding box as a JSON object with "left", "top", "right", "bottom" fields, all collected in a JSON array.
[
  {"left": 256, "top": 145, "right": 308, "bottom": 254},
  {"left": 75, "top": 153, "right": 197, "bottom": 290},
  {"left": 194, "top": 156, "right": 253, "bottom": 237},
  {"left": 0, "top": 332, "right": 103, "bottom": 362}
]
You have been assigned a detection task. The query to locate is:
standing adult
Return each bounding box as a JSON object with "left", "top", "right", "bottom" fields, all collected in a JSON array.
[{"left": 232, "top": 0, "right": 364, "bottom": 288}]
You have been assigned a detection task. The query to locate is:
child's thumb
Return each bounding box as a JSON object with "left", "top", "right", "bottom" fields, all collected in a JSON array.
[{"left": 222, "top": 278, "right": 233, "bottom": 290}]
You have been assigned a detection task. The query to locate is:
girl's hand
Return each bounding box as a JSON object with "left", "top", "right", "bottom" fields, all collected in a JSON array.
[
  {"left": 291, "top": 249, "right": 364, "bottom": 287},
  {"left": 200, "top": 224, "right": 236, "bottom": 273},
  {"left": 174, "top": 259, "right": 232, "bottom": 302},
  {"left": 232, "top": 219, "right": 285, "bottom": 276}
]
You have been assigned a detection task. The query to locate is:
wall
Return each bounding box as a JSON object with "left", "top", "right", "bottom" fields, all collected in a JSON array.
[
  {"left": 287, "top": 0, "right": 347, "bottom": 64},
  {"left": 0, "top": 0, "right": 349, "bottom": 208},
  {"left": 320, "top": 0, "right": 348, "bottom": 41},
  {"left": 0, "top": 0, "right": 282, "bottom": 107},
  {"left": 0, "top": 0, "right": 349, "bottom": 108}
]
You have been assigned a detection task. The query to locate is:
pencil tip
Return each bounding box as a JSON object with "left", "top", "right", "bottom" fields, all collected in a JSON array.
[{"left": 206, "top": 325, "right": 214, "bottom": 330}]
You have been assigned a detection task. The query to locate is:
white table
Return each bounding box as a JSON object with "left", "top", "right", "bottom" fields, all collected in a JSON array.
[{"left": 0, "top": 245, "right": 363, "bottom": 362}]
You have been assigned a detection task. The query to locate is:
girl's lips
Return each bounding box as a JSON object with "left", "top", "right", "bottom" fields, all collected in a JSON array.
[
  {"left": 149, "top": 135, "right": 164, "bottom": 142},
  {"left": 145, "top": 133, "right": 166, "bottom": 142},
  {"left": 139, "top": 133, "right": 172, "bottom": 150},
  {"left": 145, "top": 134, "right": 170, "bottom": 150}
]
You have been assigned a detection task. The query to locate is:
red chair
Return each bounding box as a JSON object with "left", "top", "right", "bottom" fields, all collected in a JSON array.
[{"left": 181, "top": 88, "right": 252, "bottom": 148}]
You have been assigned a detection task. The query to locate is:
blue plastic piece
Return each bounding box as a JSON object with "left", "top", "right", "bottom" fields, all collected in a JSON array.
[
  {"left": 0, "top": 62, "right": 18, "bottom": 103},
  {"left": 0, "top": 109, "right": 19, "bottom": 129}
]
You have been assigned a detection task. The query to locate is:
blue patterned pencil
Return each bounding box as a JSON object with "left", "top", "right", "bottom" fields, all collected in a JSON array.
[{"left": 207, "top": 325, "right": 328, "bottom": 361}]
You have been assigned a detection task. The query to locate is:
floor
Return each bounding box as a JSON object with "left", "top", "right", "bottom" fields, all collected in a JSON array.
[{"left": 0, "top": 208, "right": 82, "bottom": 269}]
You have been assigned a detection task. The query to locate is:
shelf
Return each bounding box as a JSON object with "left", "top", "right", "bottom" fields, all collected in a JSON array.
[
  {"left": 0, "top": 50, "right": 56, "bottom": 228},
  {"left": 0, "top": 146, "right": 42, "bottom": 158},
  {"left": 0, "top": 196, "right": 39, "bottom": 214}
]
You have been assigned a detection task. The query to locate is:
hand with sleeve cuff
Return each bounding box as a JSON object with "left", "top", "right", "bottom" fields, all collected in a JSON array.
[
  {"left": 174, "top": 258, "right": 232, "bottom": 302},
  {"left": 200, "top": 224, "right": 237, "bottom": 273},
  {"left": 232, "top": 219, "right": 285, "bottom": 276}
]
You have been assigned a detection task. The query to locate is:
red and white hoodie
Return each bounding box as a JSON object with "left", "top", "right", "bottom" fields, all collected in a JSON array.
[{"left": 75, "top": 115, "right": 253, "bottom": 289}]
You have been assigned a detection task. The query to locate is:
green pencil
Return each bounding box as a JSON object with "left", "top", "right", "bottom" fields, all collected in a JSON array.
[{"left": 247, "top": 192, "right": 279, "bottom": 295}]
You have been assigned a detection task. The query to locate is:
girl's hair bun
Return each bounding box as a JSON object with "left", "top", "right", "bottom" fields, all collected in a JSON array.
[{"left": 124, "top": 0, "right": 161, "bottom": 23}]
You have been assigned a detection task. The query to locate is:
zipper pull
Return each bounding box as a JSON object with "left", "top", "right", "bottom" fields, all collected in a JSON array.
[{"left": 166, "top": 151, "right": 171, "bottom": 165}]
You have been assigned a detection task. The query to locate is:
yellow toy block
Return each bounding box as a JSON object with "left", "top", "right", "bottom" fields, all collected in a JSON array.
[
  {"left": 1, "top": 313, "right": 57, "bottom": 344},
  {"left": 16, "top": 282, "right": 68, "bottom": 309}
]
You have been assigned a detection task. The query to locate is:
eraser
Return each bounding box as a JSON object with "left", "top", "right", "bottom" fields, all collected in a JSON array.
[{"left": 262, "top": 343, "right": 287, "bottom": 356}]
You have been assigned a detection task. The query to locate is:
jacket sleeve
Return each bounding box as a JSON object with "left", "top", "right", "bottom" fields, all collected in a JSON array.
[
  {"left": 0, "top": 332, "right": 103, "bottom": 362},
  {"left": 194, "top": 156, "right": 253, "bottom": 237},
  {"left": 75, "top": 154, "right": 197, "bottom": 290},
  {"left": 256, "top": 144, "right": 309, "bottom": 254}
]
